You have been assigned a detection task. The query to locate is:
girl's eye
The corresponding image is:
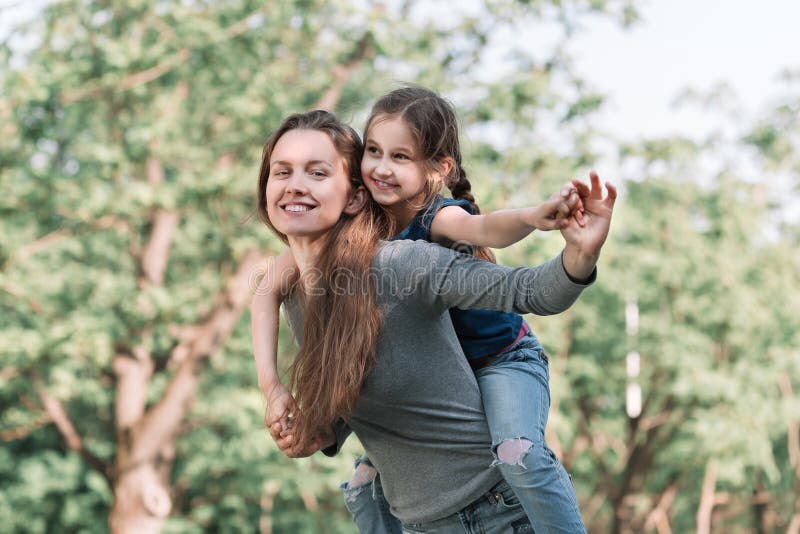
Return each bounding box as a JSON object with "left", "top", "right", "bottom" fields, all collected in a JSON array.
[
  {"left": 272, "top": 169, "right": 290, "bottom": 178},
  {"left": 393, "top": 153, "right": 409, "bottom": 160},
  {"left": 309, "top": 170, "right": 327, "bottom": 178},
  {"left": 366, "top": 146, "right": 379, "bottom": 155}
]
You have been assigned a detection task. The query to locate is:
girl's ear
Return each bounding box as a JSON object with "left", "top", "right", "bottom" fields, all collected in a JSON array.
[
  {"left": 344, "top": 185, "right": 368, "bottom": 215},
  {"left": 437, "top": 157, "right": 454, "bottom": 181}
]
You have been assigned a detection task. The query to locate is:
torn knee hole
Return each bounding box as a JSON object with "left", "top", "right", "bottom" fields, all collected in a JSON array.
[
  {"left": 348, "top": 462, "right": 377, "bottom": 488},
  {"left": 496, "top": 438, "right": 533, "bottom": 465}
]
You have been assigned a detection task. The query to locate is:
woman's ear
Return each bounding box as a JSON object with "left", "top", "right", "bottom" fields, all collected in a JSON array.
[{"left": 343, "top": 185, "right": 368, "bottom": 215}]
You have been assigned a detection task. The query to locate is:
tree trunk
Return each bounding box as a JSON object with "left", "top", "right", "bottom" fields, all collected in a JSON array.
[
  {"left": 696, "top": 459, "right": 717, "bottom": 534},
  {"left": 110, "top": 465, "right": 172, "bottom": 534}
]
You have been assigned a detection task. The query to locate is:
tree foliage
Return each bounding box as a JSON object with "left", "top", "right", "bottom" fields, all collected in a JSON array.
[{"left": 1, "top": 1, "right": 798, "bottom": 533}]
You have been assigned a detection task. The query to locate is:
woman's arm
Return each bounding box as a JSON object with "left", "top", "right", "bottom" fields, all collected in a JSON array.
[
  {"left": 385, "top": 176, "right": 614, "bottom": 316},
  {"left": 428, "top": 182, "right": 584, "bottom": 248},
  {"left": 251, "top": 249, "right": 299, "bottom": 429}
]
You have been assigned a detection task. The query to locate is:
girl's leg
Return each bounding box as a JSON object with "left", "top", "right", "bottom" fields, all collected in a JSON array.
[
  {"left": 475, "top": 335, "right": 586, "bottom": 534},
  {"left": 340, "top": 454, "right": 403, "bottom": 534}
]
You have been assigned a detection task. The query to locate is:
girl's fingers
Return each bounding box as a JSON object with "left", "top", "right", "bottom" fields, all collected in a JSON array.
[{"left": 571, "top": 179, "right": 591, "bottom": 198}]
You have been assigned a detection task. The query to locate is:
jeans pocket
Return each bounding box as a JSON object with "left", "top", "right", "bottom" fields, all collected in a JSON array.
[{"left": 494, "top": 482, "right": 522, "bottom": 510}]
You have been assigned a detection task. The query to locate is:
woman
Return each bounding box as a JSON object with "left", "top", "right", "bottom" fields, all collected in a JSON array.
[{"left": 256, "top": 110, "right": 615, "bottom": 531}]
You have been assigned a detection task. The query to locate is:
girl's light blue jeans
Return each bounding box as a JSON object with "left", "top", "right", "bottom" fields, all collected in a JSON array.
[{"left": 474, "top": 332, "right": 586, "bottom": 533}]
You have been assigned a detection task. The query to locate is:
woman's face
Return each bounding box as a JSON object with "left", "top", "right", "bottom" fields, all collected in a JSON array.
[{"left": 266, "top": 129, "right": 355, "bottom": 241}]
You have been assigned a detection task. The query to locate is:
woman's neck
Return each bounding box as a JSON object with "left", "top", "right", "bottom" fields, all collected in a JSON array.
[{"left": 286, "top": 236, "right": 324, "bottom": 273}]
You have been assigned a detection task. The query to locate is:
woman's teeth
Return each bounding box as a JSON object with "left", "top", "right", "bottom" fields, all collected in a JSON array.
[{"left": 285, "top": 204, "right": 311, "bottom": 212}]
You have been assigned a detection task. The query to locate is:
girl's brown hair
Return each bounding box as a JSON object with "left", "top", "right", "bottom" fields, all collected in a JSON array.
[
  {"left": 365, "top": 85, "right": 495, "bottom": 262},
  {"left": 256, "top": 110, "right": 394, "bottom": 450}
]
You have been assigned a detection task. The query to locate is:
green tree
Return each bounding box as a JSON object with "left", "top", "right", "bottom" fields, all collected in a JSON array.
[{"left": 0, "top": 1, "right": 635, "bottom": 531}]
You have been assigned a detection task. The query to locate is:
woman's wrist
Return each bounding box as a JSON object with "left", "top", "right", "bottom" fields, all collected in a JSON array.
[
  {"left": 259, "top": 375, "right": 284, "bottom": 396},
  {"left": 561, "top": 246, "right": 598, "bottom": 283}
]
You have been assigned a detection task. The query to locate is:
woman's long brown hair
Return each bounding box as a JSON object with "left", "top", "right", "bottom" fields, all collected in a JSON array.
[
  {"left": 365, "top": 85, "right": 496, "bottom": 262},
  {"left": 256, "top": 110, "right": 394, "bottom": 450}
]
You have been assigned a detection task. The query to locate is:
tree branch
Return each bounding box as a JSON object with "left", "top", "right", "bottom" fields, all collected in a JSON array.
[
  {"left": 140, "top": 209, "right": 179, "bottom": 286},
  {"left": 314, "top": 32, "right": 374, "bottom": 111},
  {"left": 778, "top": 373, "right": 800, "bottom": 478},
  {"left": 696, "top": 459, "right": 717, "bottom": 534},
  {"left": 59, "top": 6, "right": 267, "bottom": 106},
  {"left": 61, "top": 48, "right": 189, "bottom": 105},
  {"left": 0, "top": 414, "right": 50, "bottom": 441},
  {"left": 0, "top": 280, "right": 43, "bottom": 312},
  {"left": 125, "top": 249, "right": 264, "bottom": 468},
  {"left": 4, "top": 228, "right": 70, "bottom": 270},
  {"left": 643, "top": 480, "right": 678, "bottom": 534},
  {"left": 33, "top": 376, "right": 112, "bottom": 484}
]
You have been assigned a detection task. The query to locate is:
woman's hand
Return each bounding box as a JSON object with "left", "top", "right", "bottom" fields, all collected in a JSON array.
[
  {"left": 263, "top": 381, "right": 296, "bottom": 432},
  {"left": 561, "top": 171, "right": 617, "bottom": 281},
  {"left": 267, "top": 419, "right": 335, "bottom": 458}
]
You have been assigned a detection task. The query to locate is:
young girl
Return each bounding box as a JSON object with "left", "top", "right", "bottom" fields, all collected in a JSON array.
[{"left": 253, "top": 87, "right": 591, "bottom": 533}]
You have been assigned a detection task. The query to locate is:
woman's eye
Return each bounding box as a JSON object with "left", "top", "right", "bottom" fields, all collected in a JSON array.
[
  {"left": 366, "top": 146, "right": 379, "bottom": 155},
  {"left": 272, "top": 170, "right": 289, "bottom": 178},
  {"left": 310, "top": 170, "right": 327, "bottom": 178},
  {"left": 394, "top": 153, "right": 409, "bottom": 160}
]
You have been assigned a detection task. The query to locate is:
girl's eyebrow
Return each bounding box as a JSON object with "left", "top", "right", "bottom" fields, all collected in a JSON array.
[{"left": 365, "top": 138, "right": 414, "bottom": 153}]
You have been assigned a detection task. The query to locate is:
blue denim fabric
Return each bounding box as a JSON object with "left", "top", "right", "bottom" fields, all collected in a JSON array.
[
  {"left": 401, "top": 480, "right": 532, "bottom": 533},
  {"left": 341, "top": 455, "right": 403, "bottom": 534},
  {"left": 475, "top": 333, "right": 586, "bottom": 534}
]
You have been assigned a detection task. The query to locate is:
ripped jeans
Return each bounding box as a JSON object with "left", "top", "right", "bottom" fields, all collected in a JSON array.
[
  {"left": 341, "top": 333, "right": 585, "bottom": 534},
  {"left": 475, "top": 332, "right": 586, "bottom": 533},
  {"left": 341, "top": 455, "right": 402, "bottom": 534},
  {"left": 341, "top": 458, "right": 531, "bottom": 533}
]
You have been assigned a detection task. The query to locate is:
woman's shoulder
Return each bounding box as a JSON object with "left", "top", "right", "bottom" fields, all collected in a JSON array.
[{"left": 374, "top": 239, "right": 453, "bottom": 271}]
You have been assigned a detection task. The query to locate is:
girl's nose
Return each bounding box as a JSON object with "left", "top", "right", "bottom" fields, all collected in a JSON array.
[{"left": 375, "top": 159, "right": 391, "bottom": 176}]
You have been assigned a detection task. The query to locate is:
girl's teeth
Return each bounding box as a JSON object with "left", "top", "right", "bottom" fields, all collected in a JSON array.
[{"left": 285, "top": 205, "right": 310, "bottom": 212}]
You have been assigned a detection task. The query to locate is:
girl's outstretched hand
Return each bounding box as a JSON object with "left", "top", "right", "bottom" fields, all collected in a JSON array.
[{"left": 530, "top": 181, "right": 586, "bottom": 231}]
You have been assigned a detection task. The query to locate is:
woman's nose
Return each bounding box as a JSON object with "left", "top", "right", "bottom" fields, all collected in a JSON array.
[{"left": 284, "top": 174, "right": 308, "bottom": 195}]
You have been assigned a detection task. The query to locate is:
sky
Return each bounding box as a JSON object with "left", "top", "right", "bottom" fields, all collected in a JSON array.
[
  {"left": 2, "top": 0, "right": 796, "bottom": 141},
  {"left": 569, "top": 0, "right": 798, "bottom": 141}
]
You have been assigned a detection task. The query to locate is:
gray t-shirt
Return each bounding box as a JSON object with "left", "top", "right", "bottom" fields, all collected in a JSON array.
[{"left": 284, "top": 239, "right": 593, "bottom": 524}]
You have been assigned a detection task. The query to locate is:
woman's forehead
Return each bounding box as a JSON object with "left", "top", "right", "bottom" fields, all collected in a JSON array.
[{"left": 271, "top": 129, "right": 342, "bottom": 165}]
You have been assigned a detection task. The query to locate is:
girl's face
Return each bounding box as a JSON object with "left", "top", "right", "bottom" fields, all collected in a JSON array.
[
  {"left": 361, "top": 115, "right": 428, "bottom": 208},
  {"left": 266, "top": 129, "right": 357, "bottom": 241}
]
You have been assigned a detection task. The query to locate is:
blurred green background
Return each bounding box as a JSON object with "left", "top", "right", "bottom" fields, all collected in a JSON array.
[{"left": 1, "top": 1, "right": 798, "bottom": 532}]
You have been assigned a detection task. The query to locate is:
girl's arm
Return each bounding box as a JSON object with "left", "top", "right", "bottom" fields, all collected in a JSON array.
[
  {"left": 428, "top": 181, "right": 584, "bottom": 249},
  {"left": 387, "top": 176, "right": 614, "bottom": 316},
  {"left": 251, "top": 249, "right": 299, "bottom": 429}
]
